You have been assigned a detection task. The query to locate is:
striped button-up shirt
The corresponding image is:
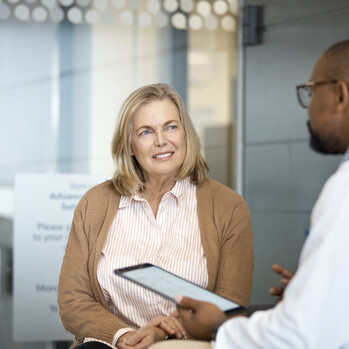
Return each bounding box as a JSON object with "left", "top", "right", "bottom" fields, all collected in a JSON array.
[{"left": 96, "top": 177, "right": 208, "bottom": 345}]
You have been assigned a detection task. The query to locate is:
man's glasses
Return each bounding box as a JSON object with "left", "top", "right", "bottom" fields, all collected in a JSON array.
[{"left": 296, "top": 80, "right": 338, "bottom": 109}]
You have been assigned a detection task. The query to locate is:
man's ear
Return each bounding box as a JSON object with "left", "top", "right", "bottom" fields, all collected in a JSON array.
[{"left": 335, "top": 81, "right": 349, "bottom": 112}]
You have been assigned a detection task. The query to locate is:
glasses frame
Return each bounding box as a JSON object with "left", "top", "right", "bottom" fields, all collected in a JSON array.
[{"left": 296, "top": 80, "right": 338, "bottom": 109}]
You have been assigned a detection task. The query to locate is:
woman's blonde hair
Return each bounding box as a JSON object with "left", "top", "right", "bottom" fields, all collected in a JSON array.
[{"left": 111, "top": 83, "right": 208, "bottom": 196}]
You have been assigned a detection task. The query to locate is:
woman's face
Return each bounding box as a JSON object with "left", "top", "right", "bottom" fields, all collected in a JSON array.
[{"left": 131, "top": 99, "right": 186, "bottom": 184}]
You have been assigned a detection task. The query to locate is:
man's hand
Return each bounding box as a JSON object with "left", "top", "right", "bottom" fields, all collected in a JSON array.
[
  {"left": 174, "top": 295, "right": 228, "bottom": 341},
  {"left": 269, "top": 264, "right": 294, "bottom": 302},
  {"left": 117, "top": 315, "right": 186, "bottom": 349}
]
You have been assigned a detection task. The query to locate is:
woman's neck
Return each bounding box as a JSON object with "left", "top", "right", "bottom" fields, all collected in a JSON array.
[{"left": 142, "top": 177, "right": 177, "bottom": 217}]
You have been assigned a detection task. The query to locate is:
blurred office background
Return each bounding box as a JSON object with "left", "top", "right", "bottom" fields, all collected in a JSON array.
[{"left": 0, "top": 0, "right": 348, "bottom": 347}]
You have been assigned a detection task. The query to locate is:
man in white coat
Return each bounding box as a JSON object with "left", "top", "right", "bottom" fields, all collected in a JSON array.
[{"left": 172, "top": 40, "right": 349, "bottom": 349}]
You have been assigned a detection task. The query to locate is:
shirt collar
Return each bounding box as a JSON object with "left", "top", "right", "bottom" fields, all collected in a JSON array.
[
  {"left": 119, "top": 195, "right": 134, "bottom": 208},
  {"left": 119, "top": 177, "right": 191, "bottom": 208},
  {"left": 169, "top": 177, "right": 190, "bottom": 202}
]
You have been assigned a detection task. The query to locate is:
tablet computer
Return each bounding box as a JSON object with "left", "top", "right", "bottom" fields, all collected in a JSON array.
[{"left": 114, "top": 263, "right": 245, "bottom": 316}]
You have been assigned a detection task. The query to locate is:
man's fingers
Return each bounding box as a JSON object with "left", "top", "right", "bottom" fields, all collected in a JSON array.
[
  {"left": 280, "top": 269, "right": 293, "bottom": 278},
  {"left": 280, "top": 278, "right": 291, "bottom": 286},
  {"left": 177, "top": 308, "right": 196, "bottom": 336},
  {"left": 272, "top": 264, "right": 293, "bottom": 279},
  {"left": 175, "top": 295, "right": 200, "bottom": 311},
  {"left": 177, "top": 307, "right": 195, "bottom": 327},
  {"left": 269, "top": 286, "right": 284, "bottom": 296}
]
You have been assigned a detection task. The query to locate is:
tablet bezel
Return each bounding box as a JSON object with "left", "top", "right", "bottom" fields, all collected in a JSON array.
[{"left": 114, "top": 263, "right": 245, "bottom": 316}]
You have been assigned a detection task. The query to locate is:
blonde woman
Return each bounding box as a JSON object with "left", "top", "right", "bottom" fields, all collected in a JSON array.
[{"left": 58, "top": 83, "right": 253, "bottom": 349}]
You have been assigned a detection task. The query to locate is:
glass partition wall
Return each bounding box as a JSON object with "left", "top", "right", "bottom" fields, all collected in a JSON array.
[{"left": 0, "top": 1, "right": 238, "bottom": 347}]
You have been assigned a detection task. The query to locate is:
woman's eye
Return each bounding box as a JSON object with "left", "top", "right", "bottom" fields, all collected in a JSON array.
[
  {"left": 167, "top": 124, "right": 177, "bottom": 130},
  {"left": 140, "top": 130, "right": 151, "bottom": 136}
]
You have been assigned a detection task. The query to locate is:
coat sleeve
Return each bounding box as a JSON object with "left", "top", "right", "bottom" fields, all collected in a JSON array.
[
  {"left": 214, "top": 190, "right": 254, "bottom": 309},
  {"left": 57, "top": 196, "right": 131, "bottom": 345}
]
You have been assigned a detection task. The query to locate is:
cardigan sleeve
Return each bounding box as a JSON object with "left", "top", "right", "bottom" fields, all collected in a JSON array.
[
  {"left": 213, "top": 188, "right": 254, "bottom": 309},
  {"left": 57, "top": 195, "right": 131, "bottom": 346}
]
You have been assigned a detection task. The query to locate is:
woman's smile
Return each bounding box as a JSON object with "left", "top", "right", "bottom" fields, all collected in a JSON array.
[{"left": 152, "top": 151, "right": 175, "bottom": 160}]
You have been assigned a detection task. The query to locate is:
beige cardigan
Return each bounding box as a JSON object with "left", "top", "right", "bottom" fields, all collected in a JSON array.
[{"left": 57, "top": 179, "right": 253, "bottom": 347}]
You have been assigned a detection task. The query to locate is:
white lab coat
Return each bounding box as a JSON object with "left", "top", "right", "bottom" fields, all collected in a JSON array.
[{"left": 216, "top": 161, "right": 349, "bottom": 349}]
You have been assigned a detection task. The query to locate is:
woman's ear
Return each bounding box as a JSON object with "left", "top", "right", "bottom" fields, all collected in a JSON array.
[{"left": 335, "top": 81, "right": 349, "bottom": 112}]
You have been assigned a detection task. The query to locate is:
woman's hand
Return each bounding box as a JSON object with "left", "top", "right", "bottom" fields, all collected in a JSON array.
[
  {"left": 269, "top": 264, "right": 294, "bottom": 303},
  {"left": 117, "top": 315, "right": 186, "bottom": 349},
  {"left": 150, "top": 315, "right": 186, "bottom": 339},
  {"left": 117, "top": 324, "right": 165, "bottom": 349}
]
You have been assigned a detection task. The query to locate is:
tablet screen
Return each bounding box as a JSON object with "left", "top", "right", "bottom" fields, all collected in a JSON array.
[{"left": 115, "top": 263, "right": 244, "bottom": 315}]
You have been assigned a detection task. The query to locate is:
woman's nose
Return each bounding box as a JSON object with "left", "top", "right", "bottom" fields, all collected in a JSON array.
[{"left": 155, "top": 131, "right": 167, "bottom": 146}]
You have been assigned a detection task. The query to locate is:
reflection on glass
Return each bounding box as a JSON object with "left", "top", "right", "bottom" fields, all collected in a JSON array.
[{"left": 0, "top": 4, "right": 238, "bottom": 346}]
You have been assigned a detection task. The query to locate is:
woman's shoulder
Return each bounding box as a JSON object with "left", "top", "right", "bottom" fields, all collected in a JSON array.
[
  {"left": 84, "top": 180, "right": 114, "bottom": 196},
  {"left": 78, "top": 180, "right": 120, "bottom": 208},
  {"left": 199, "top": 178, "right": 244, "bottom": 202},
  {"left": 197, "top": 179, "right": 250, "bottom": 224}
]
